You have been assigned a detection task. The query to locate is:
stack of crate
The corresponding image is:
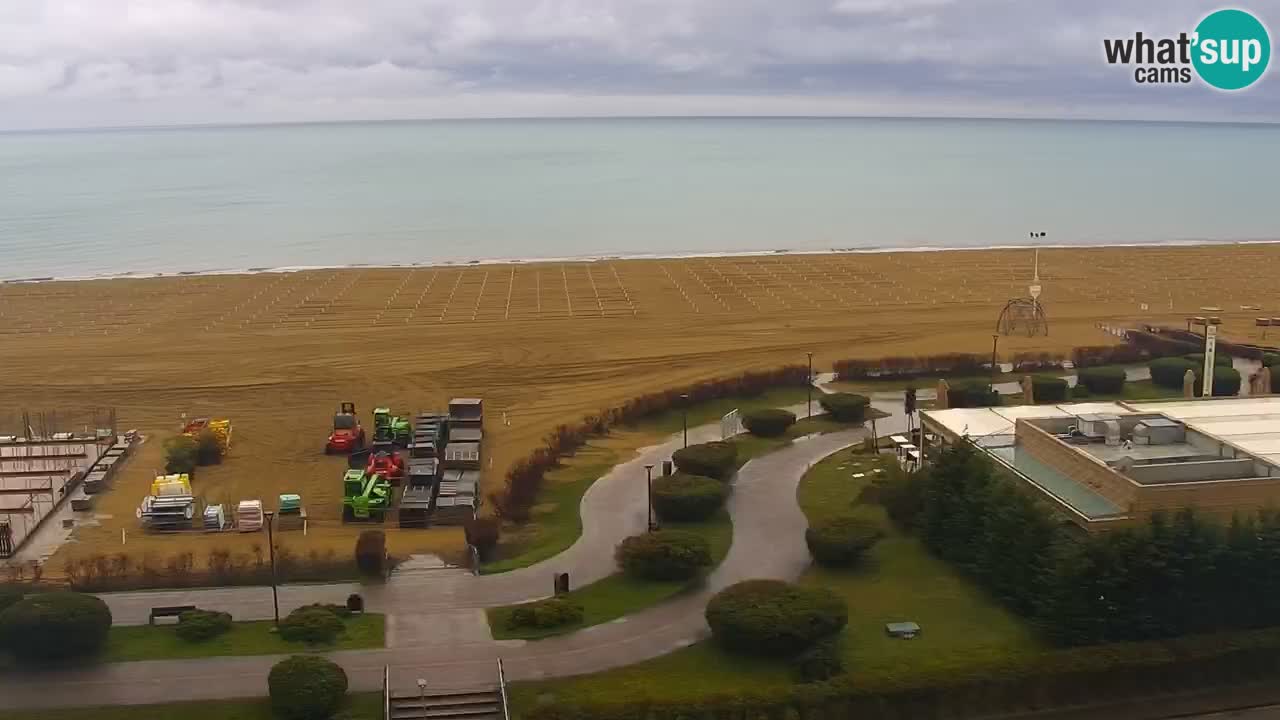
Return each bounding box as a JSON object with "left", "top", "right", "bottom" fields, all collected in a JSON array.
[{"left": 437, "top": 399, "right": 483, "bottom": 525}]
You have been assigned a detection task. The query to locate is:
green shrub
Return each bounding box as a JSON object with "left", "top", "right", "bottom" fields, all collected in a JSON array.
[
  {"left": 651, "top": 473, "right": 728, "bottom": 522},
  {"left": 705, "top": 580, "right": 847, "bottom": 657},
  {"left": 1186, "top": 353, "right": 1232, "bottom": 368},
  {"left": 1149, "top": 357, "right": 1197, "bottom": 389},
  {"left": 1077, "top": 366, "right": 1125, "bottom": 394},
  {"left": 1208, "top": 366, "right": 1242, "bottom": 396},
  {"left": 671, "top": 441, "right": 738, "bottom": 480},
  {"left": 819, "top": 393, "right": 869, "bottom": 423},
  {"left": 1031, "top": 375, "right": 1069, "bottom": 403},
  {"left": 795, "top": 635, "right": 845, "bottom": 683},
  {"left": 805, "top": 514, "right": 884, "bottom": 568},
  {"left": 298, "top": 602, "right": 353, "bottom": 619},
  {"left": 507, "top": 596, "right": 584, "bottom": 630},
  {"left": 175, "top": 608, "right": 232, "bottom": 642},
  {"left": 0, "top": 591, "right": 111, "bottom": 661},
  {"left": 615, "top": 529, "right": 713, "bottom": 581},
  {"left": 354, "top": 530, "right": 386, "bottom": 578},
  {"left": 278, "top": 605, "right": 344, "bottom": 645},
  {"left": 1071, "top": 384, "right": 1092, "bottom": 399},
  {"left": 947, "top": 381, "right": 1001, "bottom": 408},
  {"left": 194, "top": 429, "right": 223, "bottom": 465},
  {"left": 1263, "top": 353, "right": 1280, "bottom": 368},
  {"left": 163, "top": 435, "right": 198, "bottom": 475},
  {"left": 741, "top": 408, "right": 797, "bottom": 437},
  {"left": 268, "top": 655, "right": 349, "bottom": 720}
]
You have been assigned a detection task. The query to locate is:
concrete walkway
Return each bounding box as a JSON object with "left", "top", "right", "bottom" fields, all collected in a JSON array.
[{"left": 2, "top": 389, "right": 905, "bottom": 710}]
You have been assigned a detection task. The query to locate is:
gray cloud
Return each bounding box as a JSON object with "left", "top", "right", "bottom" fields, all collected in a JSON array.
[{"left": 1, "top": 0, "right": 1278, "bottom": 129}]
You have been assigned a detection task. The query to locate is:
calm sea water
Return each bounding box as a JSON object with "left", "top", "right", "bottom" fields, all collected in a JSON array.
[{"left": 1, "top": 117, "right": 1278, "bottom": 281}]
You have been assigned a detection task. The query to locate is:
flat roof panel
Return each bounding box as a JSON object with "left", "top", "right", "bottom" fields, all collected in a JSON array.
[{"left": 923, "top": 408, "right": 1012, "bottom": 438}]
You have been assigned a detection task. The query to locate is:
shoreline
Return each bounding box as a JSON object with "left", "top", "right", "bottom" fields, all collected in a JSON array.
[{"left": 4, "top": 237, "right": 1278, "bottom": 286}]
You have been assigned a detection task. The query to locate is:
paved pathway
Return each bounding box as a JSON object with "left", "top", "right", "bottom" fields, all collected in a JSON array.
[{"left": 2, "top": 388, "right": 906, "bottom": 710}]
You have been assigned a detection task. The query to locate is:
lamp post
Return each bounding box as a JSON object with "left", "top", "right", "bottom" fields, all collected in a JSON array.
[
  {"left": 806, "top": 352, "right": 814, "bottom": 418},
  {"left": 680, "top": 393, "right": 689, "bottom": 448},
  {"left": 264, "top": 510, "right": 280, "bottom": 626},
  {"left": 990, "top": 334, "right": 1000, "bottom": 394},
  {"left": 644, "top": 463, "right": 655, "bottom": 531},
  {"left": 417, "top": 678, "right": 428, "bottom": 709}
]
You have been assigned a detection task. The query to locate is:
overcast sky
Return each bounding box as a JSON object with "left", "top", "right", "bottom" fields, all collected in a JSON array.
[{"left": 2, "top": 0, "right": 1279, "bottom": 130}]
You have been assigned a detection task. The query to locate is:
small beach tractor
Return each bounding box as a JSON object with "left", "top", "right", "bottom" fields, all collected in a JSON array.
[
  {"left": 326, "top": 402, "right": 365, "bottom": 454},
  {"left": 371, "top": 407, "right": 411, "bottom": 450},
  {"left": 342, "top": 469, "right": 391, "bottom": 522},
  {"left": 366, "top": 449, "right": 406, "bottom": 485}
]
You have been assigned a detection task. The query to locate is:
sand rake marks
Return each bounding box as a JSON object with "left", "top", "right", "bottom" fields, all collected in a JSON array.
[
  {"left": 608, "top": 262, "right": 638, "bottom": 317},
  {"left": 657, "top": 262, "right": 700, "bottom": 314}
]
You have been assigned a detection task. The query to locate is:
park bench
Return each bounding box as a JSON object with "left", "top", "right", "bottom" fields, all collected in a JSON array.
[{"left": 149, "top": 605, "right": 197, "bottom": 625}]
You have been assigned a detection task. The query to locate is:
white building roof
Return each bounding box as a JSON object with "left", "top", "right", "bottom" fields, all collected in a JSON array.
[
  {"left": 924, "top": 402, "right": 1135, "bottom": 440},
  {"left": 1129, "top": 397, "right": 1280, "bottom": 463}
]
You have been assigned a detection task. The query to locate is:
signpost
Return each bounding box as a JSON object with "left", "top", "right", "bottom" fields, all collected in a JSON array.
[{"left": 1202, "top": 324, "right": 1218, "bottom": 398}]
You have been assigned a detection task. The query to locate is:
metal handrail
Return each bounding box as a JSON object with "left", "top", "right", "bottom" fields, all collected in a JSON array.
[{"left": 497, "top": 658, "right": 511, "bottom": 720}]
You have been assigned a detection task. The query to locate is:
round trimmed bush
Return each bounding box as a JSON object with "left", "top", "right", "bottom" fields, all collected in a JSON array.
[
  {"left": 1030, "top": 375, "right": 1069, "bottom": 403},
  {"left": 1077, "top": 366, "right": 1125, "bottom": 395},
  {"left": 651, "top": 473, "right": 728, "bottom": 522},
  {"left": 615, "top": 529, "right": 712, "bottom": 581},
  {"left": 1149, "top": 357, "right": 1197, "bottom": 389},
  {"left": 1071, "top": 384, "right": 1092, "bottom": 399},
  {"left": 1186, "top": 353, "right": 1232, "bottom": 368},
  {"left": 507, "top": 596, "right": 583, "bottom": 630},
  {"left": 0, "top": 591, "right": 111, "bottom": 661},
  {"left": 741, "top": 408, "right": 796, "bottom": 438},
  {"left": 819, "top": 393, "right": 869, "bottom": 423},
  {"left": 672, "top": 441, "right": 738, "bottom": 480},
  {"left": 805, "top": 514, "right": 884, "bottom": 567},
  {"left": 269, "top": 655, "right": 349, "bottom": 720},
  {"left": 1207, "top": 366, "right": 1242, "bottom": 396},
  {"left": 947, "top": 381, "right": 1000, "bottom": 408},
  {"left": 795, "top": 635, "right": 844, "bottom": 683},
  {"left": 175, "top": 608, "right": 232, "bottom": 642},
  {"left": 278, "top": 605, "right": 344, "bottom": 645},
  {"left": 705, "top": 580, "right": 847, "bottom": 657},
  {"left": 1263, "top": 353, "right": 1280, "bottom": 368}
]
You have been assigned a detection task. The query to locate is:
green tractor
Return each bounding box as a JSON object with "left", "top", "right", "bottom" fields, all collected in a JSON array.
[
  {"left": 342, "top": 469, "right": 391, "bottom": 522},
  {"left": 372, "top": 407, "right": 411, "bottom": 449}
]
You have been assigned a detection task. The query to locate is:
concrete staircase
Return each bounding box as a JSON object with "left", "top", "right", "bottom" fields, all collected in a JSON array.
[{"left": 388, "top": 688, "right": 504, "bottom": 720}]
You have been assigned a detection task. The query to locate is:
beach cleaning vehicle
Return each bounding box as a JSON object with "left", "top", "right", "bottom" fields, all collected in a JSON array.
[
  {"left": 366, "top": 449, "right": 406, "bottom": 485},
  {"left": 342, "top": 469, "right": 391, "bottom": 522},
  {"left": 326, "top": 402, "right": 365, "bottom": 454},
  {"left": 371, "top": 407, "right": 411, "bottom": 450}
]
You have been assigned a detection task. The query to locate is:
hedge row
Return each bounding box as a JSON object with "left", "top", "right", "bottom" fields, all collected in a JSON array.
[
  {"left": 526, "top": 628, "right": 1280, "bottom": 720},
  {"left": 834, "top": 353, "right": 988, "bottom": 380},
  {"left": 819, "top": 393, "right": 869, "bottom": 423},
  {"left": 507, "top": 597, "right": 583, "bottom": 630},
  {"left": 490, "top": 365, "right": 807, "bottom": 521},
  {"left": 1150, "top": 358, "right": 1242, "bottom": 396},
  {"left": 671, "top": 441, "right": 737, "bottom": 480},
  {"left": 1030, "top": 375, "right": 1069, "bottom": 403},
  {"left": 945, "top": 381, "right": 1001, "bottom": 408},
  {"left": 615, "top": 529, "right": 712, "bottom": 581},
  {"left": 1077, "top": 366, "right": 1126, "bottom": 394}
]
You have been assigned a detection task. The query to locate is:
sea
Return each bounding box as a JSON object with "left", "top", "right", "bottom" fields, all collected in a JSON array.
[{"left": 1, "top": 117, "right": 1278, "bottom": 282}]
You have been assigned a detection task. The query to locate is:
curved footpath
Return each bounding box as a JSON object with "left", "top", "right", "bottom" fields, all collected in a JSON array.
[{"left": 2, "top": 378, "right": 907, "bottom": 709}]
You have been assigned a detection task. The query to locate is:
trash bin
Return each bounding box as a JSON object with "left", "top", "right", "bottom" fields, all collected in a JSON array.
[
  {"left": 554, "top": 572, "right": 570, "bottom": 595},
  {"left": 347, "top": 593, "right": 364, "bottom": 614},
  {"left": 662, "top": 460, "right": 673, "bottom": 476}
]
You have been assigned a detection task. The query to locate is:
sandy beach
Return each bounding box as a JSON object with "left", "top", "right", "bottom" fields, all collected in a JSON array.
[{"left": 1, "top": 243, "right": 1276, "bottom": 569}]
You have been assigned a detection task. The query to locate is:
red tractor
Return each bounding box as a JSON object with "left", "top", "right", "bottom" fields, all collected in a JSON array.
[
  {"left": 366, "top": 450, "right": 406, "bottom": 485},
  {"left": 326, "top": 402, "right": 366, "bottom": 454}
]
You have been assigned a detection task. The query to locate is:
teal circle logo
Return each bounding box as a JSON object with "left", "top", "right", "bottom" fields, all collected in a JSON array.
[{"left": 1192, "top": 9, "right": 1271, "bottom": 90}]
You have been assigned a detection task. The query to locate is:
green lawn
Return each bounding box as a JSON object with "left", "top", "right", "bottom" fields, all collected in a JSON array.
[
  {"left": 509, "top": 447, "right": 1044, "bottom": 711},
  {"left": 482, "top": 439, "right": 629, "bottom": 574},
  {"left": 7, "top": 694, "right": 383, "bottom": 720},
  {"left": 483, "top": 387, "right": 826, "bottom": 575},
  {"left": 629, "top": 385, "right": 814, "bottom": 436},
  {"left": 488, "top": 509, "right": 733, "bottom": 640},
  {"left": 102, "top": 613, "right": 385, "bottom": 662}
]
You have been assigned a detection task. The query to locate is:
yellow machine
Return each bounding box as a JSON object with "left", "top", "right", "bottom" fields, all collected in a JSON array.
[
  {"left": 150, "top": 473, "right": 192, "bottom": 496},
  {"left": 182, "top": 417, "right": 233, "bottom": 453}
]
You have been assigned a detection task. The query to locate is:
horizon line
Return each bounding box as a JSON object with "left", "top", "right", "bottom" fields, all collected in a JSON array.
[{"left": 4, "top": 112, "right": 1280, "bottom": 135}]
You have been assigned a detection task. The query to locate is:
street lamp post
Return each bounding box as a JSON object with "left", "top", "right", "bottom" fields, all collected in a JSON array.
[
  {"left": 264, "top": 510, "right": 280, "bottom": 626},
  {"left": 990, "top": 334, "right": 1000, "bottom": 394},
  {"left": 680, "top": 393, "right": 689, "bottom": 448},
  {"left": 806, "top": 352, "right": 814, "bottom": 418},
  {"left": 644, "top": 463, "right": 655, "bottom": 531}
]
